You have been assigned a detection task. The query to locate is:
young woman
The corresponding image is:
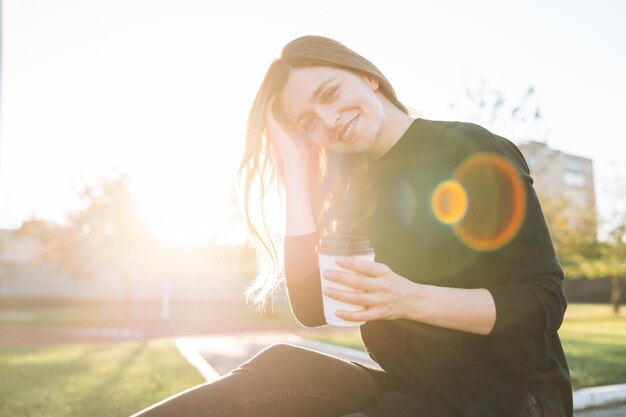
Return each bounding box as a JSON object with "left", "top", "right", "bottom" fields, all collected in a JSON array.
[{"left": 131, "top": 35, "right": 572, "bottom": 417}]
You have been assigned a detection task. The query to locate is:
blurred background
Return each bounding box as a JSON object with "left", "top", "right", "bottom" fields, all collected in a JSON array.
[
  {"left": 1, "top": 0, "right": 624, "bottom": 317},
  {"left": 0, "top": 1, "right": 625, "bottom": 415}
]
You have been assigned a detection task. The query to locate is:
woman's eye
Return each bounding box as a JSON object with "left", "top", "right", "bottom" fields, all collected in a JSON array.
[{"left": 323, "top": 87, "right": 338, "bottom": 102}]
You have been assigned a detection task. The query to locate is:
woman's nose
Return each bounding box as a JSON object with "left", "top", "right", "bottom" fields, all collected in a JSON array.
[{"left": 318, "top": 108, "right": 340, "bottom": 130}]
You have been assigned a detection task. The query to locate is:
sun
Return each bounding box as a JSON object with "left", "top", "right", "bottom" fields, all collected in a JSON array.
[{"left": 131, "top": 177, "right": 233, "bottom": 246}]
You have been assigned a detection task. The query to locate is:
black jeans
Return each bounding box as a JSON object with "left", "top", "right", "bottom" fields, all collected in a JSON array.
[
  {"left": 130, "top": 343, "right": 543, "bottom": 417},
  {"left": 130, "top": 343, "right": 406, "bottom": 417}
]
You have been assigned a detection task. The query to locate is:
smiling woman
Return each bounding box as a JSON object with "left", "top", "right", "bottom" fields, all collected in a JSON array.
[{"left": 131, "top": 35, "right": 571, "bottom": 417}]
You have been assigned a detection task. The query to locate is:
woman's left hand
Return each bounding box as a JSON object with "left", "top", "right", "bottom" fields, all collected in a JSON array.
[{"left": 322, "top": 257, "right": 421, "bottom": 322}]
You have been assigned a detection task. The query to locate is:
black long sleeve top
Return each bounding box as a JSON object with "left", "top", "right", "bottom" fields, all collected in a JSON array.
[{"left": 284, "top": 118, "right": 573, "bottom": 417}]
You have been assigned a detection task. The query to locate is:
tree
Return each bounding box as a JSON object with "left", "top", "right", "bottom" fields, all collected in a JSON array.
[
  {"left": 0, "top": 233, "right": 8, "bottom": 296},
  {"left": 1, "top": 219, "right": 57, "bottom": 296},
  {"left": 541, "top": 195, "right": 626, "bottom": 313},
  {"left": 35, "top": 174, "right": 155, "bottom": 318},
  {"left": 603, "top": 185, "right": 626, "bottom": 313},
  {"left": 449, "top": 78, "right": 549, "bottom": 143}
]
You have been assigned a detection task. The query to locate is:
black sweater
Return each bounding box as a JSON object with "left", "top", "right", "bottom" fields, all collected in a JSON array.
[{"left": 284, "top": 118, "right": 573, "bottom": 417}]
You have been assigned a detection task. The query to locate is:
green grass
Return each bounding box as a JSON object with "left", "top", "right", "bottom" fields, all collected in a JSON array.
[
  {"left": 0, "top": 339, "right": 204, "bottom": 417},
  {"left": 298, "top": 303, "right": 626, "bottom": 390},
  {"left": 559, "top": 303, "right": 626, "bottom": 389}
]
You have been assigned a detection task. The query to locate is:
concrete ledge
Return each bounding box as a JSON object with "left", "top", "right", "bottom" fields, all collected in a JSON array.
[
  {"left": 573, "top": 384, "right": 626, "bottom": 410},
  {"left": 176, "top": 337, "right": 222, "bottom": 383}
]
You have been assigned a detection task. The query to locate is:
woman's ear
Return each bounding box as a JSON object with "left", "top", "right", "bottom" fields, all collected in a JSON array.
[{"left": 362, "top": 74, "right": 380, "bottom": 90}]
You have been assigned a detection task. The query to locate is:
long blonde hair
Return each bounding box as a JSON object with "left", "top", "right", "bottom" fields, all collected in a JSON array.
[{"left": 237, "top": 35, "right": 409, "bottom": 313}]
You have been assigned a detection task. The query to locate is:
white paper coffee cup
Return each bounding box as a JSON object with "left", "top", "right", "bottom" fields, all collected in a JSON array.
[{"left": 318, "top": 235, "right": 375, "bottom": 327}]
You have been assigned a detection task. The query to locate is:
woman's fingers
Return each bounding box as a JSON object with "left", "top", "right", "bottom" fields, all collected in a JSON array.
[
  {"left": 323, "top": 286, "right": 388, "bottom": 307},
  {"left": 322, "top": 270, "right": 385, "bottom": 292},
  {"left": 334, "top": 257, "right": 389, "bottom": 277},
  {"left": 264, "top": 96, "right": 313, "bottom": 164},
  {"left": 323, "top": 261, "right": 418, "bottom": 322},
  {"left": 336, "top": 305, "right": 390, "bottom": 322}
]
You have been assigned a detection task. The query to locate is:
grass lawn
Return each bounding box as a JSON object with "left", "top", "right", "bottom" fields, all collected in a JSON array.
[
  {"left": 298, "top": 303, "right": 626, "bottom": 390},
  {"left": 559, "top": 303, "right": 626, "bottom": 389},
  {"left": 0, "top": 339, "right": 204, "bottom": 417}
]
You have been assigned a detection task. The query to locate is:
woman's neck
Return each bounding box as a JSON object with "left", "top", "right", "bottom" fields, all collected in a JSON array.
[{"left": 367, "top": 98, "right": 415, "bottom": 160}]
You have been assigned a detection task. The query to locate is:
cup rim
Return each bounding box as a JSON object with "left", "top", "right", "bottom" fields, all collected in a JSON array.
[{"left": 319, "top": 236, "right": 374, "bottom": 255}]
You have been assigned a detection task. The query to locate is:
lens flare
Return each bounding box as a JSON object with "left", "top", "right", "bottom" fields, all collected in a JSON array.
[
  {"left": 453, "top": 153, "right": 527, "bottom": 252},
  {"left": 431, "top": 180, "right": 468, "bottom": 225}
]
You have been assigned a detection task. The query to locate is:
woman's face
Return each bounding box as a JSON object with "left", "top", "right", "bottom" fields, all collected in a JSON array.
[{"left": 276, "top": 66, "right": 385, "bottom": 155}]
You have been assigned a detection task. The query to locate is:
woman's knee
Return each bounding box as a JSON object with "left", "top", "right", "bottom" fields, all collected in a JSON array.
[
  {"left": 261, "top": 342, "right": 303, "bottom": 357},
  {"left": 243, "top": 343, "right": 311, "bottom": 370},
  {"left": 241, "top": 343, "right": 377, "bottom": 393}
]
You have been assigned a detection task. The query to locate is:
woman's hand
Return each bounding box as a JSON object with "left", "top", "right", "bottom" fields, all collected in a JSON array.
[
  {"left": 322, "top": 257, "right": 423, "bottom": 322},
  {"left": 323, "top": 258, "right": 497, "bottom": 334},
  {"left": 266, "top": 96, "right": 318, "bottom": 168}
]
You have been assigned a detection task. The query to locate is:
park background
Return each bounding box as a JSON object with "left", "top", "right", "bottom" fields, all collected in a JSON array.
[{"left": 0, "top": 0, "right": 625, "bottom": 416}]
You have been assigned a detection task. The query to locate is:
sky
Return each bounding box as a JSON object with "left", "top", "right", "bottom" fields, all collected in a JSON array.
[{"left": 1, "top": 0, "right": 625, "bottom": 244}]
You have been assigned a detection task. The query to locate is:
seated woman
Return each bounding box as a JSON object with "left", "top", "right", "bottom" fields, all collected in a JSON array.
[{"left": 131, "top": 35, "right": 572, "bottom": 417}]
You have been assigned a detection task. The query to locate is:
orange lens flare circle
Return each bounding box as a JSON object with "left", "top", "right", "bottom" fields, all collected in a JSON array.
[
  {"left": 453, "top": 153, "right": 527, "bottom": 251},
  {"left": 431, "top": 181, "right": 468, "bottom": 225}
]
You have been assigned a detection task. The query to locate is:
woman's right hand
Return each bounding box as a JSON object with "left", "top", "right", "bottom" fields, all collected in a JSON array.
[
  {"left": 266, "top": 96, "right": 317, "bottom": 168},
  {"left": 267, "top": 98, "right": 318, "bottom": 236}
]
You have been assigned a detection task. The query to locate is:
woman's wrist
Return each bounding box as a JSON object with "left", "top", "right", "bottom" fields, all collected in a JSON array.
[
  {"left": 395, "top": 281, "right": 430, "bottom": 321},
  {"left": 398, "top": 283, "right": 496, "bottom": 335}
]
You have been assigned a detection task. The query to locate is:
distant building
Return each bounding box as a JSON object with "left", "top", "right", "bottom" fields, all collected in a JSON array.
[{"left": 518, "top": 140, "right": 596, "bottom": 228}]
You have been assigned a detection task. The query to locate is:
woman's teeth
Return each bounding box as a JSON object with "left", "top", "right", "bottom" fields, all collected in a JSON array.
[{"left": 341, "top": 117, "right": 358, "bottom": 141}]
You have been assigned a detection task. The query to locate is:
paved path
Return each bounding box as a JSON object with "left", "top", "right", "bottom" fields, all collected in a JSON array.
[{"left": 574, "top": 401, "right": 626, "bottom": 416}]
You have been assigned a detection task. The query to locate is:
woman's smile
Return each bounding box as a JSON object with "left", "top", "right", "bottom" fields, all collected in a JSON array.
[{"left": 339, "top": 115, "right": 359, "bottom": 143}]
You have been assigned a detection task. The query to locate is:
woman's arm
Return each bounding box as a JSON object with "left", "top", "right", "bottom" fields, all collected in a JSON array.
[
  {"left": 397, "top": 283, "right": 496, "bottom": 336},
  {"left": 265, "top": 100, "right": 325, "bottom": 327},
  {"left": 283, "top": 163, "right": 326, "bottom": 327},
  {"left": 449, "top": 122, "right": 567, "bottom": 338},
  {"left": 266, "top": 96, "right": 317, "bottom": 237},
  {"left": 322, "top": 257, "right": 496, "bottom": 335},
  {"left": 284, "top": 163, "right": 316, "bottom": 236}
]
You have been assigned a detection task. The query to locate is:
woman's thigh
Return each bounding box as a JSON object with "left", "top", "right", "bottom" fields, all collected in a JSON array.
[{"left": 130, "top": 343, "right": 401, "bottom": 417}]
